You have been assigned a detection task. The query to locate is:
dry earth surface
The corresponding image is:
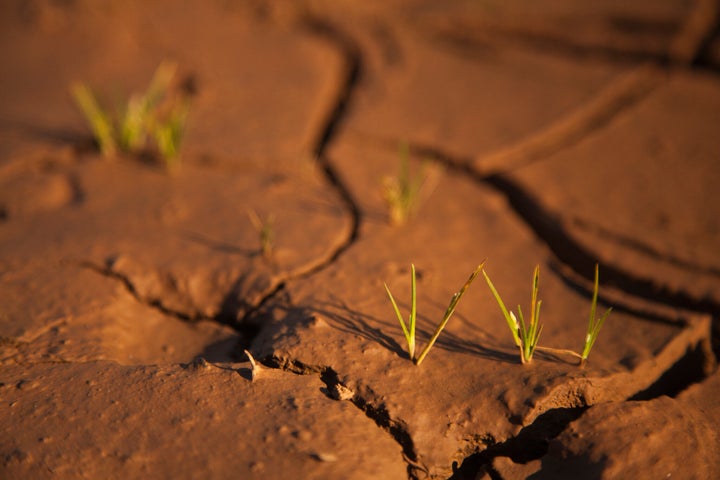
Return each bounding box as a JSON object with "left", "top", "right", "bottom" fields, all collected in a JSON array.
[{"left": 1, "top": 1, "right": 720, "bottom": 479}]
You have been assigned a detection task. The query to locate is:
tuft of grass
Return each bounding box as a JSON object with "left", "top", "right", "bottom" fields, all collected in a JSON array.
[
  {"left": 385, "top": 261, "right": 485, "bottom": 365},
  {"left": 382, "top": 143, "right": 438, "bottom": 226},
  {"left": 580, "top": 264, "right": 612, "bottom": 367},
  {"left": 247, "top": 209, "right": 275, "bottom": 262},
  {"left": 70, "top": 61, "right": 189, "bottom": 168},
  {"left": 483, "top": 265, "right": 543, "bottom": 364}
]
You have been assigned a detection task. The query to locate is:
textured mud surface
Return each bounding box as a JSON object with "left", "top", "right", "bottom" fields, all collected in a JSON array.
[{"left": 1, "top": 1, "right": 720, "bottom": 479}]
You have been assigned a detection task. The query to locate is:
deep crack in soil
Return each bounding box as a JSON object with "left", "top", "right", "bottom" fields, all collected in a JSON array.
[
  {"left": 448, "top": 407, "right": 587, "bottom": 480},
  {"left": 262, "top": 355, "right": 424, "bottom": 480},
  {"left": 448, "top": 331, "right": 716, "bottom": 479}
]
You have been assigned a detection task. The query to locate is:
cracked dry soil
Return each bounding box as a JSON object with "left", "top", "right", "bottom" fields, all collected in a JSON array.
[{"left": 2, "top": 1, "right": 720, "bottom": 479}]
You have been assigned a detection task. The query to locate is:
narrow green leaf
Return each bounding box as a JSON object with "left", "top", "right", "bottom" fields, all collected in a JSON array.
[
  {"left": 415, "top": 262, "right": 484, "bottom": 365},
  {"left": 581, "top": 264, "right": 611, "bottom": 364},
  {"left": 482, "top": 269, "right": 521, "bottom": 347},
  {"left": 384, "top": 283, "right": 410, "bottom": 343},
  {"left": 409, "top": 264, "right": 417, "bottom": 355},
  {"left": 530, "top": 265, "right": 540, "bottom": 327},
  {"left": 70, "top": 83, "right": 117, "bottom": 156}
]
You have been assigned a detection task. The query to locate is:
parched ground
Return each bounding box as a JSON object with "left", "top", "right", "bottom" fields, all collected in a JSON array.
[{"left": 1, "top": 1, "right": 720, "bottom": 479}]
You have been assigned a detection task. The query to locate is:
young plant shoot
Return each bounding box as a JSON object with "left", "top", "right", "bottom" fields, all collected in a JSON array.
[
  {"left": 385, "top": 261, "right": 485, "bottom": 365},
  {"left": 483, "top": 265, "right": 543, "bottom": 364},
  {"left": 385, "top": 264, "right": 417, "bottom": 361},
  {"left": 581, "top": 264, "right": 612, "bottom": 366},
  {"left": 70, "top": 83, "right": 117, "bottom": 157},
  {"left": 70, "top": 60, "right": 189, "bottom": 168},
  {"left": 247, "top": 209, "right": 275, "bottom": 262},
  {"left": 382, "top": 143, "right": 440, "bottom": 226},
  {"left": 415, "top": 263, "right": 484, "bottom": 366}
]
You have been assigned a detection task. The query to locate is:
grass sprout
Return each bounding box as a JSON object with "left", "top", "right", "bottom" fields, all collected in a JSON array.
[
  {"left": 382, "top": 143, "right": 439, "bottom": 226},
  {"left": 581, "top": 264, "right": 612, "bottom": 366},
  {"left": 70, "top": 60, "right": 189, "bottom": 168},
  {"left": 415, "top": 262, "right": 484, "bottom": 365},
  {"left": 70, "top": 83, "right": 116, "bottom": 157},
  {"left": 483, "top": 265, "right": 543, "bottom": 364},
  {"left": 385, "top": 261, "right": 485, "bottom": 365},
  {"left": 152, "top": 99, "right": 189, "bottom": 167},
  {"left": 247, "top": 209, "right": 275, "bottom": 262},
  {"left": 385, "top": 264, "right": 417, "bottom": 360}
]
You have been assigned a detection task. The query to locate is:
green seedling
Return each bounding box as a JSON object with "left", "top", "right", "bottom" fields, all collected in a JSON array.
[
  {"left": 247, "top": 209, "right": 275, "bottom": 261},
  {"left": 483, "top": 265, "right": 543, "bottom": 364},
  {"left": 151, "top": 98, "right": 190, "bottom": 169},
  {"left": 70, "top": 60, "right": 189, "bottom": 168},
  {"left": 580, "top": 264, "right": 612, "bottom": 367},
  {"left": 382, "top": 143, "right": 438, "bottom": 226},
  {"left": 385, "top": 261, "right": 485, "bottom": 365},
  {"left": 119, "top": 60, "right": 177, "bottom": 152},
  {"left": 70, "top": 83, "right": 117, "bottom": 157},
  {"left": 385, "top": 264, "right": 418, "bottom": 360}
]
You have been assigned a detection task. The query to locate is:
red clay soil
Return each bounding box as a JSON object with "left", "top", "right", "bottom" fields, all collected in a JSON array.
[{"left": 1, "top": 1, "right": 720, "bottom": 479}]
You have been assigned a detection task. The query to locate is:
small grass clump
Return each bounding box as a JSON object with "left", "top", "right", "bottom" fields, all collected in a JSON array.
[
  {"left": 247, "top": 209, "right": 275, "bottom": 262},
  {"left": 483, "top": 265, "right": 543, "bottom": 364},
  {"left": 580, "top": 264, "right": 612, "bottom": 366},
  {"left": 382, "top": 143, "right": 438, "bottom": 226},
  {"left": 483, "top": 263, "right": 611, "bottom": 367},
  {"left": 385, "top": 261, "right": 484, "bottom": 365},
  {"left": 70, "top": 60, "right": 190, "bottom": 169}
]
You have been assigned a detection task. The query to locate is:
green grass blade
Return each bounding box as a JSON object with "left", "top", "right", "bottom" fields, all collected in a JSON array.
[
  {"left": 595, "top": 308, "right": 611, "bottom": 336},
  {"left": 152, "top": 100, "right": 189, "bottom": 165},
  {"left": 515, "top": 267, "right": 543, "bottom": 364},
  {"left": 70, "top": 83, "right": 117, "bottom": 157},
  {"left": 119, "top": 61, "right": 178, "bottom": 154},
  {"left": 530, "top": 265, "right": 539, "bottom": 327},
  {"left": 482, "top": 269, "right": 521, "bottom": 347},
  {"left": 581, "top": 264, "right": 612, "bottom": 365},
  {"left": 409, "top": 264, "right": 417, "bottom": 359},
  {"left": 528, "top": 323, "right": 543, "bottom": 359},
  {"left": 516, "top": 305, "right": 529, "bottom": 363},
  {"left": 145, "top": 60, "right": 177, "bottom": 109},
  {"left": 588, "top": 264, "right": 599, "bottom": 335},
  {"left": 384, "top": 283, "right": 410, "bottom": 344},
  {"left": 120, "top": 94, "right": 148, "bottom": 151},
  {"left": 415, "top": 262, "right": 484, "bottom": 365},
  {"left": 583, "top": 307, "right": 612, "bottom": 360}
]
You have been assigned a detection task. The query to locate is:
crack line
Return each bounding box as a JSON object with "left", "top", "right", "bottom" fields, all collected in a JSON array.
[
  {"left": 261, "top": 355, "right": 425, "bottom": 480},
  {"left": 300, "top": 15, "right": 362, "bottom": 262}
]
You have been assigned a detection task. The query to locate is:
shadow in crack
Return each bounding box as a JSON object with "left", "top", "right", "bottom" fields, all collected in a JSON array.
[
  {"left": 196, "top": 336, "right": 247, "bottom": 363},
  {"left": 483, "top": 173, "right": 720, "bottom": 317},
  {"left": 568, "top": 216, "right": 720, "bottom": 279},
  {"left": 449, "top": 407, "right": 589, "bottom": 480},
  {"left": 213, "top": 271, "right": 277, "bottom": 328},
  {"left": 528, "top": 453, "right": 604, "bottom": 480}
]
